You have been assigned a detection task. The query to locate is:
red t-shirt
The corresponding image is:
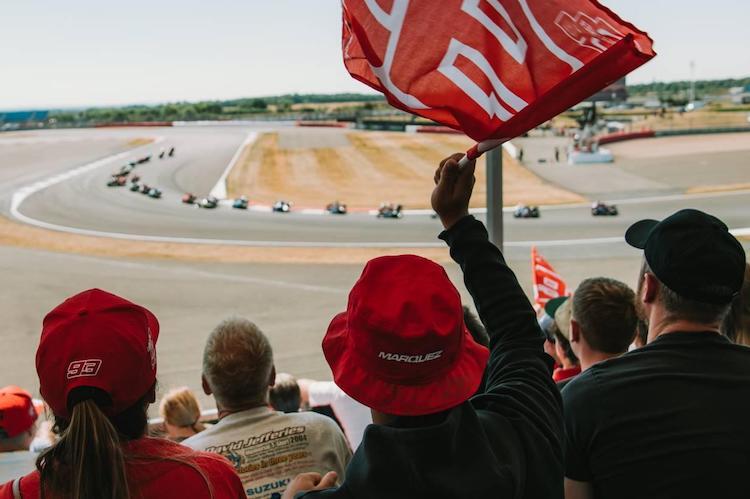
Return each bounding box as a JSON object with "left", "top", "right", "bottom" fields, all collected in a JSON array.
[{"left": 0, "top": 437, "right": 244, "bottom": 499}]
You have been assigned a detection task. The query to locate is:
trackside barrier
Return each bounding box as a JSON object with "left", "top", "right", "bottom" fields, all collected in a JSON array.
[
  {"left": 173, "top": 120, "right": 296, "bottom": 127},
  {"left": 405, "top": 125, "right": 462, "bottom": 134},
  {"left": 94, "top": 122, "right": 173, "bottom": 128},
  {"left": 597, "top": 126, "right": 750, "bottom": 145},
  {"left": 296, "top": 121, "right": 352, "bottom": 128},
  {"left": 597, "top": 130, "right": 656, "bottom": 145},
  {"left": 654, "top": 126, "right": 750, "bottom": 137}
]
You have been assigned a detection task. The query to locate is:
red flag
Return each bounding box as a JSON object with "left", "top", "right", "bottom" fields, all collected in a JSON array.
[
  {"left": 531, "top": 246, "right": 569, "bottom": 312},
  {"left": 342, "top": 0, "right": 655, "bottom": 151}
]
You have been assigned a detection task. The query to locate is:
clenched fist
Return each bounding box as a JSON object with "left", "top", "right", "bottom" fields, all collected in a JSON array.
[{"left": 431, "top": 153, "right": 476, "bottom": 230}]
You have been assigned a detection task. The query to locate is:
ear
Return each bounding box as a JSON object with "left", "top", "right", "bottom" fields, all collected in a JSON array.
[
  {"left": 268, "top": 365, "right": 277, "bottom": 388},
  {"left": 202, "top": 374, "right": 213, "bottom": 396},
  {"left": 643, "top": 273, "right": 659, "bottom": 304},
  {"left": 554, "top": 340, "right": 565, "bottom": 361},
  {"left": 570, "top": 319, "right": 581, "bottom": 344}
]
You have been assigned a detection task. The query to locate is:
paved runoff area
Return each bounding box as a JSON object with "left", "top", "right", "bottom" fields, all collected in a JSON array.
[{"left": 1, "top": 126, "right": 748, "bottom": 415}]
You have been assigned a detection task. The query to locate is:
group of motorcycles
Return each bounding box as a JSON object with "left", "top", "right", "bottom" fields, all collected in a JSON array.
[
  {"left": 106, "top": 147, "right": 176, "bottom": 199},
  {"left": 105, "top": 149, "right": 618, "bottom": 220},
  {"left": 512, "top": 201, "right": 619, "bottom": 219},
  {"left": 177, "top": 197, "right": 406, "bottom": 219}
]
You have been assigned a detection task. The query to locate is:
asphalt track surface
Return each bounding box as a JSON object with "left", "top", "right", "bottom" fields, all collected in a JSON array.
[
  {"left": 6, "top": 126, "right": 750, "bottom": 261},
  {"left": 1, "top": 126, "right": 748, "bottom": 410}
]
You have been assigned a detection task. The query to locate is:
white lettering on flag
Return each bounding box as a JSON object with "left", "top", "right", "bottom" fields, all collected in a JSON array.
[
  {"left": 461, "top": 0, "right": 528, "bottom": 64},
  {"left": 438, "top": 39, "right": 528, "bottom": 121},
  {"left": 555, "top": 11, "right": 624, "bottom": 53},
  {"left": 519, "top": 0, "right": 583, "bottom": 71},
  {"left": 362, "top": 0, "right": 430, "bottom": 109}
]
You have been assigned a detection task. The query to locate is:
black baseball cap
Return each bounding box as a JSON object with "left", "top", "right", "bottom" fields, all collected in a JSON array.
[{"left": 625, "top": 209, "right": 746, "bottom": 305}]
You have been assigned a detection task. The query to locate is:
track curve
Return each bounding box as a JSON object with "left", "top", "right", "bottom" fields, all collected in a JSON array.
[{"left": 5, "top": 126, "right": 750, "bottom": 258}]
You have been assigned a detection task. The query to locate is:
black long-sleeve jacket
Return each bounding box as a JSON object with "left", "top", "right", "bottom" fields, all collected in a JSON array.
[{"left": 300, "top": 216, "right": 563, "bottom": 498}]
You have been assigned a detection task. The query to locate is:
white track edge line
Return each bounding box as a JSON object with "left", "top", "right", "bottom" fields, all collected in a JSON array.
[{"left": 208, "top": 132, "right": 259, "bottom": 199}]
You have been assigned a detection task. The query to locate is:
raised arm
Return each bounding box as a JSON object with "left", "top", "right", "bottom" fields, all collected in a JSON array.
[
  {"left": 432, "top": 154, "right": 547, "bottom": 352},
  {"left": 432, "top": 153, "right": 562, "bottom": 466}
]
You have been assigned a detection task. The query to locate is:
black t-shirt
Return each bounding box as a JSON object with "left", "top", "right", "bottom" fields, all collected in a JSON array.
[
  {"left": 562, "top": 332, "right": 750, "bottom": 499},
  {"left": 556, "top": 377, "right": 575, "bottom": 391}
]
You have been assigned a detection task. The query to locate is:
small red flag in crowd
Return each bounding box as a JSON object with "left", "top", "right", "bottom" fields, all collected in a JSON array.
[
  {"left": 342, "top": 0, "right": 655, "bottom": 158},
  {"left": 531, "top": 246, "right": 569, "bottom": 312}
]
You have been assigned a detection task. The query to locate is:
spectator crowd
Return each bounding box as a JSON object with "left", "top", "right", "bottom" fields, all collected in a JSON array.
[{"left": 1, "top": 152, "right": 749, "bottom": 499}]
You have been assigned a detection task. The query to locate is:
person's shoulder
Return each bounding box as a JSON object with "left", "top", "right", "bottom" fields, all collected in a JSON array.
[
  {"left": 284, "top": 411, "right": 345, "bottom": 437},
  {"left": 284, "top": 410, "right": 338, "bottom": 427},
  {"left": 0, "top": 471, "right": 40, "bottom": 499},
  {"left": 560, "top": 368, "right": 603, "bottom": 407},
  {"left": 583, "top": 347, "right": 651, "bottom": 377},
  {"left": 181, "top": 421, "right": 225, "bottom": 449},
  {"left": 180, "top": 430, "right": 205, "bottom": 449}
]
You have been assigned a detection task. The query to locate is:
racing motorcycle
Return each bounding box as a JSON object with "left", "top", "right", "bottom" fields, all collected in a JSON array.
[
  {"left": 591, "top": 201, "right": 618, "bottom": 216},
  {"left": 326, "top": 201, "right": 347, "bottom": 215},
  {"left": 233, "top": 196, "right": 249, "bottom": 210},
  {"left": 513, "top": 204, "right": 540, "bottom": 218},
  {"left": 377, "top": 203, "right": 403, "bottom": 219},
  {"left": 272, "top": 200, "right": 291, "bottom": 213}
]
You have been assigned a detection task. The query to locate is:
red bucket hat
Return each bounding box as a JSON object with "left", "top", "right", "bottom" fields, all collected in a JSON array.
[
  {"left": 323, "top": 255, "right": 489, "bottom": 417},
  {"left": 0, "top": 386, "right": 39, "bottom": 438},
  {"left": 36, "top": 289, "right": 159, "bottom": 419}
]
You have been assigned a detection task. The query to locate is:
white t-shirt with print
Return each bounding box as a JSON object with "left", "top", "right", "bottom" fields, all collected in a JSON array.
[{"left": 183, "top": 406, "right": 351, "bottom": 499}]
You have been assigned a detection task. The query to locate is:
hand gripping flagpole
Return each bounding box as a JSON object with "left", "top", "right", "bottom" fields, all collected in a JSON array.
[{"left": 458, "top": 138, "right": 505, "bottom": 168}]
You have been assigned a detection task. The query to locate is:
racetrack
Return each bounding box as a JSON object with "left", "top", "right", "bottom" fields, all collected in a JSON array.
[
  {"left": 1, "top": 125, "right": 748, "bottom": 412},
  {"left": 5, "top": 126, "right": 750, "bottom": 258}
]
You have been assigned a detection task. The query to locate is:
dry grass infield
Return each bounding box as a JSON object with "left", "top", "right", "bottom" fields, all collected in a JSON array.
[{"left": 227, "top": 130, "right": 583, "bottom": 209}]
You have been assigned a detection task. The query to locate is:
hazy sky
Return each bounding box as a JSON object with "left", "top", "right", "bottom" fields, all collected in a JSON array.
[{"left": 1, "top": 0, "right": 748, "bottom": 109}]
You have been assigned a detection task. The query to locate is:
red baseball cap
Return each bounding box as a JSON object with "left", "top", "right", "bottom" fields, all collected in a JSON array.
[
  {"left": 36, "top": 289, "right": 159, "bottom": 419},
  {"left": 0, "top": 386, "right": 39, "bottom": 438},
  {"left": 323, "top": 255, "right": 489, "bottom": 417}
]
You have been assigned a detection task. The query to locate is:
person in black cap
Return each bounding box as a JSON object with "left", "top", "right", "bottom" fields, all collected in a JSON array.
[{"left": 564, "top": 209, "right": 749, "bottom": 499}]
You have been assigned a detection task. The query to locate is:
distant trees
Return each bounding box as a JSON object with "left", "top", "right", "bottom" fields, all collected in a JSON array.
[
  {"left": 628, "top": 77, "right": 750, "bottom": 99},
  {"left": 48, "top": 93, "right": 386, "bottom": 125}
]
